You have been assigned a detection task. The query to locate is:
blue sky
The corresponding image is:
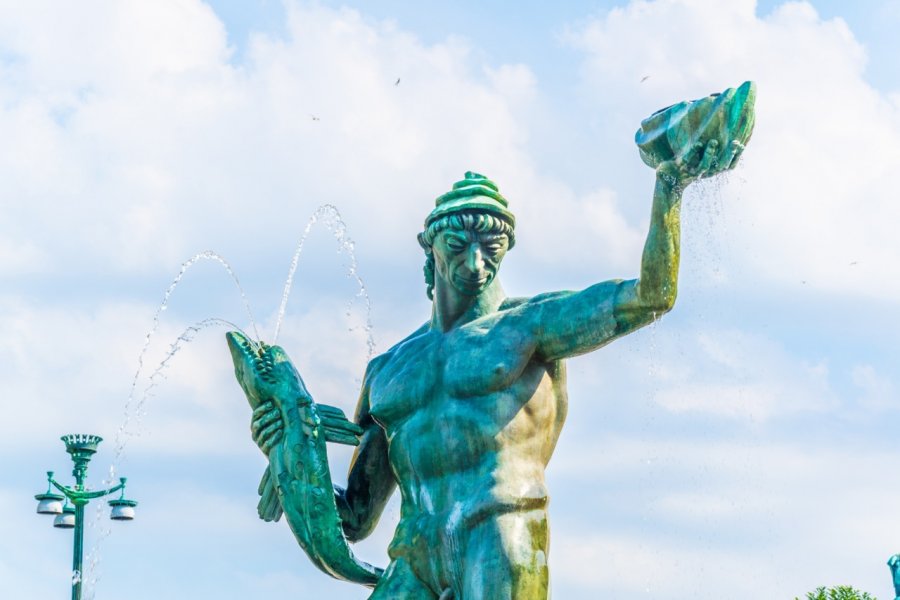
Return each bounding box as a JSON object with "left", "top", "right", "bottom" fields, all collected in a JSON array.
[{"left": 2, "top": 1, "right": 899, "bottom": 598}]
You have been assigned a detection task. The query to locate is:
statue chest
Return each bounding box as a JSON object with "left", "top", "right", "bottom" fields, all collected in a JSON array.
[{"left": 368, "top": 322, "right": 535, "bottom": 432}]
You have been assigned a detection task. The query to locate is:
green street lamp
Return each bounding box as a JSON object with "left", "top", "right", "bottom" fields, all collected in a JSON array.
[{"left": 34, "top": 434, "right": 138, "bottom": 600}]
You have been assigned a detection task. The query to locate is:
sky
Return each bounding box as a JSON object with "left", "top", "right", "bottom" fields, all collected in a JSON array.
[{"left": 1, "top": 0, "right": 899, "bottom": 598}]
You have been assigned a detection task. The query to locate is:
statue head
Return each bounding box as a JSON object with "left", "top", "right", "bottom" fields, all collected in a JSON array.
[{"left": 418, "top": 172, "right": 516, "bottom": 299}]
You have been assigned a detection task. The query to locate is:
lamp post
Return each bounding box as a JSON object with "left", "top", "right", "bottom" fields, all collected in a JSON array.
[{"left": 34, "top": 434, "right": 138, "bottom": 600}]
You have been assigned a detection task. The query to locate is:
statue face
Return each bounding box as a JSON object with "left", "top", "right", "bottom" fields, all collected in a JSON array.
[{"left": 432, "top": 228, "right": 509, "bottom": 296}]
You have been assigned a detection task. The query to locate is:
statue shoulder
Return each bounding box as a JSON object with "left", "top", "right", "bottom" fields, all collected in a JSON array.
[
  {"left": 363, "top": 321, "right": 431, "bottom": 381},
  {"left": 535, "top": 282, "right": 623, "bottom": 305},
  {"left": 499, "top": 296, "right": 529, "bottom": 311}
]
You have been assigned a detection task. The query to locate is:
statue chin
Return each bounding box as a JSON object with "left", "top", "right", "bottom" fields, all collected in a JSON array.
[
  {"left": 452, "top": 274, "right": 492, "bottom": 296},
  {"left": 635, "top": 80, "right": 756, "bottom": 169}
]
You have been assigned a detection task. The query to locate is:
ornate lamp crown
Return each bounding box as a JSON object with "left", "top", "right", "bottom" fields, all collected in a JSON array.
[
  {"left": 61, "top": 434, "right": 104, "bottom": 485},
  {"left": 61, "top": 434, "right": 103, "bottom": 453}
]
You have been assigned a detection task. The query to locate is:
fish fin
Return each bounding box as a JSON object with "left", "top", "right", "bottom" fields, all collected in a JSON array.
[
  {"left": 257, "top": 467, "right": 283, "bottom": 522},
  {"left": 318, "top": 403, "right": 364, "bottom": 445}
]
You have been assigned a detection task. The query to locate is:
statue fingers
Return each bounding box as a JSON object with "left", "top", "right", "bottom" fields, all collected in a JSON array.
[
  {"left": 251, "top": 405, "right": 281, "bottom": 436},
  {"left": 255, "top": 421, "right": 284, "bottom": 447},
  {"left": 667, "top": 141, "right": 706, "bottom": 188},
  {"left": 726, "top": 140, "right": 746, "bottom": 170},
  {"left": 695, "top": 139, "right": 719, "bottom": 177},
  {"left": 251, "top": 400, "right": 272, "bottom": 419},
  {"left": 675, "top": 141, "right": 704, "bottom": 172},
  {"left": 261, "top": 428, "right": 283, "bottom": 454},
  {"left": 254, "top": 407, "right": 281, "bottom": 430},
  {"left": 251, "top": 401, "right": 274, "bottom": 425}
]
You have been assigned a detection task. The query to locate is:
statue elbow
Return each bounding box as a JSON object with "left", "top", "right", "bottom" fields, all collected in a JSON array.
[
  {"left": 342, "top": 518, "right": 376, "bottom": 543},
  {"left": 646, "top": 292, "right": 676, "bottom": 317},
  {"left": 335, "top": 488, "right": 378, "bottom": 542},
  {"left": 635, "top": 280, "right": 677, "bottom": 318},
  {"left": 661, "top": 292, "right": 677, "bottom": 313}
]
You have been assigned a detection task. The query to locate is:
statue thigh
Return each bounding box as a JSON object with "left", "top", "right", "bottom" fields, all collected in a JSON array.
[
  {"left": 460, "top": 509, "right": 550, "bottom": 600},
  {"left": 369, "top": 510, "right": 550, "bottom": 600}
]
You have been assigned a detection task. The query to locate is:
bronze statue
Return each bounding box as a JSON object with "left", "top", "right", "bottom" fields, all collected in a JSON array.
[{"left": 227, "top": 82, "right": 756, "bottom": 599}]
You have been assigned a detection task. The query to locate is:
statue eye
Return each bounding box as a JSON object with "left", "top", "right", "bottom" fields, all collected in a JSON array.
[
  {"left": 483, "top": 240, "right": 506, "bottom": 255},
  {"left": 446, "top": 238, "right": 465, "bottom": 252}
]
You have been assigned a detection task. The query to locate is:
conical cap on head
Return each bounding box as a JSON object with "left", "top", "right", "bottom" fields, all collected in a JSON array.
[{"left": 425, "top": 171, "right": 515, "bottom": 228}]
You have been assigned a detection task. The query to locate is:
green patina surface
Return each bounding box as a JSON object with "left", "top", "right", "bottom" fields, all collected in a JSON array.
[
  {"left": 36, "top": 436, "right": 135, "bottom": 600},
  {"left": 227, "top": 82, "right": 756, "bottom": 599},
  {"left": 227, "top": 332, "right": 383, "bottom": 586},
  {"left": 890, "top": 554, "right": 900, "bottom": 600}
]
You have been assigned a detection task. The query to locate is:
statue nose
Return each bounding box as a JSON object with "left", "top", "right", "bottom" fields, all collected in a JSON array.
[{"left": 465, "top": 245, "right": 485, "bottom": 274}]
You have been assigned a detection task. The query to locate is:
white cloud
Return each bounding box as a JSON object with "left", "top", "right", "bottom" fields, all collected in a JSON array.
[
  {"left": 549, "top": 437, "right": 900, "bottom": 598},
  {"left": 651, "top": 329, "right": 836, "bottom": 420},
  {"left": 0, "top": 237, "right": 47, "bottom": 273},
  {"left": 851, "top": 363, "right": 896, "bottom": 411},
  {"left": 567, "top": 0, "right": 900, "bottom": 302},
  {"left": 551, "top": 532, "right": 762, "bottom": 596},
  {"left": 0, "top": 293, "right": 248, "bottom": 456},
  {"left": 0, "top": 0, "right": 644, "bottom": 283}
]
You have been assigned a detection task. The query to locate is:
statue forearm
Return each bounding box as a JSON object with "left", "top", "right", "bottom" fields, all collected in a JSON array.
[
  {"left": 335, "top": 423, "right": 397, "bottom": 543},
  {"left": 334, "top": 483, "right": 381, "bottom": 542},
  {"left": 636, "top": 168, "right": 683, "bottom": 314},
  {"left": 333, "top": 483, "right": 370, "bottom": 541},
  {"left": 523, "top": 166, "right": 686, "bottom": 358}
]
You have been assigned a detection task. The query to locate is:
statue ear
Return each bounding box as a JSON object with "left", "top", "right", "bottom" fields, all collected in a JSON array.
[{"left": 417, "top": 232, "right": 432, "bottom": 254}]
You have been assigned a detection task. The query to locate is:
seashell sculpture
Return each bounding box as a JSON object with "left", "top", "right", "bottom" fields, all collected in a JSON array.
[{"left": 635, "top": 80, "right": 756, "bottom": 170}]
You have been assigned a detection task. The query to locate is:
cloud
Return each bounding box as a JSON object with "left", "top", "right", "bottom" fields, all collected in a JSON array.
[
  {"left": 548, "top": 436, "right": 900, "bottom": 598},
  {"left": 0, "top": 0, "right": 644, "bottom": 288},
  {"left": 0, "top": 237, "right": 47, "bottom": 274},
  {"left": 651, "top": 329, "right": 836, "bottom": 420},
  {"left": 851, "top": 364, "right": 896, "bottom": 411},
  {"left": 566, "top": 0, "right": 900, "bottom": 302}
]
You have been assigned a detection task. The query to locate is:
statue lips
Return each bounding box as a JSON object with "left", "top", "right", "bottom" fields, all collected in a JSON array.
[{"left": 453, "top": 271, "right": 492, "bottom": 295}]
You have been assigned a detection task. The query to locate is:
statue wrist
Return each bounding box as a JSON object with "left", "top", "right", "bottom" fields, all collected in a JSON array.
[{"left": 655, "top": 168, "right": 686, "bottom": 200}]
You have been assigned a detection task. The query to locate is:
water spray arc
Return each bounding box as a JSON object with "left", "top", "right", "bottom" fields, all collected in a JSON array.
[{"left": 77, "top": 205, "right": 376, "bottom": 597}]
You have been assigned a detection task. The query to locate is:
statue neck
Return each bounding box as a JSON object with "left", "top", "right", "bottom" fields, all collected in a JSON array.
[{"left": 431, "top": 277, "right": 505, "bottom": 332}]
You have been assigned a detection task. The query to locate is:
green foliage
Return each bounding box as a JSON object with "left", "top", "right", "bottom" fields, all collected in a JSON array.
[{"left": 795, "top": 586, "right": 878, "bottom": 600}]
